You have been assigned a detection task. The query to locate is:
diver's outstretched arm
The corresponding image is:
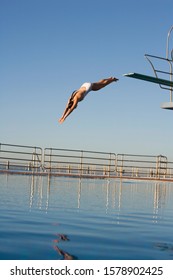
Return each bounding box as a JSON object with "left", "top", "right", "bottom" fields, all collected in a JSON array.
[{"left": 59, "top": 99, "right": 78, "bottom": 124}]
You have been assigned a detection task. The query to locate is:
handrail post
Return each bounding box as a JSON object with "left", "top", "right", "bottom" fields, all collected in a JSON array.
[
  {"left": 80, "top": 150, "right": 83, "bottom": 176},
  {"left": 49, "top": 148, "right": 52, "bottom": 173},
  {"left": 166, "top": 25, "right": 173, "bottom": 60}
]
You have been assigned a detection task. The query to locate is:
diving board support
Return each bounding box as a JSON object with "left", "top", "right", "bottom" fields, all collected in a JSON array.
[{"left": 161, "top": 102, "right": 173, "bottom": 110}]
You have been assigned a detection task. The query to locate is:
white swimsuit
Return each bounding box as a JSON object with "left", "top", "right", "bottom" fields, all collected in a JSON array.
[
  {"left": 80, "top": 82, "right": 92, "bottom": 97},
  {"left": 67, "top": 82, "right": 92, "bottom": 109}
]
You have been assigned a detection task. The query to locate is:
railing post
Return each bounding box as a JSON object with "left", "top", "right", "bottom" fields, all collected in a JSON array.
[
  {"left": 156, "top": 156, "right": 159, "bottom": 178},
  {"left": 166, "top": 25, "right": 173, "bottom": 60},
  {"left": 80, "top": 150, "right": 83, "bottom": 176},
  {"left": 28, "top": 162, "right": 31, "bottom": 171},
  {"left": 68, "top": 165, "right": 71, "bottom": 174},
  {"left": 6, "top": 161, "right": 9, "bottom": 170},
  {"left": 49, "top": 148, "right": 52, "bottom": 173}
]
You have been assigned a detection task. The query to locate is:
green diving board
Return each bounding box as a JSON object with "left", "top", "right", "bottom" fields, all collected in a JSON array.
[{"left": 124, "top": 73, "right": 173, "bottom": 88}]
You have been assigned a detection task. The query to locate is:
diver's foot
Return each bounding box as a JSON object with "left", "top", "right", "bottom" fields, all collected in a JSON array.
[{"left": 112, "top": 77, "right": 119, "bottom": 82}]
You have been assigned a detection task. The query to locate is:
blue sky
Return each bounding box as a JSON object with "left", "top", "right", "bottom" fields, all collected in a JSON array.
[{"left": 1, "top": 0, "right": 173, "bottom": 159}]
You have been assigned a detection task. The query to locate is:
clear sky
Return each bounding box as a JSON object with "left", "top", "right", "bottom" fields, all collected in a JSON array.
[{"left": 1, "top": 0, "right": 173, "bottom": 160}]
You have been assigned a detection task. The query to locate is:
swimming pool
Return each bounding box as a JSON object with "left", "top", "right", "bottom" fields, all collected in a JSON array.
[{"left": 0, "top": 174, "right": 173, "bottom": 260}]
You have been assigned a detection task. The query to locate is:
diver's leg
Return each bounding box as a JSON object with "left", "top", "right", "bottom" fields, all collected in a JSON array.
[{"left": 92, "top": 77, "right": 118, "bottom": 91}]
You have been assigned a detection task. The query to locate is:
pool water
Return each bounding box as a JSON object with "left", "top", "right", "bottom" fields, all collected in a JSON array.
[{"left": 0, "top": 174, "right": 173, "bottom": 260}]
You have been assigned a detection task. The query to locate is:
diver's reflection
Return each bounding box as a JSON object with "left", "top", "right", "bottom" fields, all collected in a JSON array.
[
  {"left": 53, "top": 234, "right": 77, "bottom": 260},
  {"left": 54, "top": 245, "right": 77, "bottom": 260},
  {"left": 53, "top": 234, "right": 70, "bottom": 243}
]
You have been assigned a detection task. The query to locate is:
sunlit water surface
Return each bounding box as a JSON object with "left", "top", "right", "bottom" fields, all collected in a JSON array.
[{"left": 0, "top": 174, "right": 173, "bottom": 260}]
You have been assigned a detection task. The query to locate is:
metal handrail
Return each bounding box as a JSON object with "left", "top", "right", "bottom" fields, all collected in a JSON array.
[
  {"left": 0, "top": 143, "right": 43, "bottom": 171},
  {"left": 166, "top": 25, "right": 173, "bottom": 60},
  {"left": 145, "top": 54, "right": 173, "bottom": 89},
  {"left": 116, "top": 154, "right": 170, "bottom": 178},
  {"left": 1, "top": 143, "right": 173, "bottom": 180},
  {"left": 43, "top": 147, "right": 116, "bottom": 176},
  {"left": 144, "top": 26, "right": 173, "bottom": 102}
]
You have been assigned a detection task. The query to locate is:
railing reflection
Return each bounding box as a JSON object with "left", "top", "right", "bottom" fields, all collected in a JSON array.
[
  {"left": 29, "top": 176, "right": 50, "bottom": 212},
  {"left": 153, "top": 183, "right": 167, "bottom": 223},
  {"left": 27, "top": 176, "right": 171, "bottom": 225}
]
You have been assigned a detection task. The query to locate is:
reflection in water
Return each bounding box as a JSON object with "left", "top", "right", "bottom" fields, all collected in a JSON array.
[
  {"left": 1, "top": 174, "right": 173, "bottom": 260},
  {"left": 153, "top": 183, "right": 166, "bottom": 223},
  {"left": 26, "top": 172, "right": 171, "bottom": 261},
  {"left": 28, "top": 176, "right": 168, "bottom": 223},
  {"left": 29, "top": 176, "right": 50, "bottom": 212},
  {"left": 154, "top": 243, "right": 173, "bottom": 256},
  {"left": 77, "top": 179, "right": 81, "bottom": 209},
  {"left": 53, "top": 234, "right": 70, "bottom": 243},
  {"left": 54, "top": 245, "right": 77, "bottom": 260},
  {"left": 53, "top": 233, "right": 77, "bottom": 260}
]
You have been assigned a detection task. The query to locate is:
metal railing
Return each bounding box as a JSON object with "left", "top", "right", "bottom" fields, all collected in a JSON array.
[
  {"left": 1, "top": 143, "right": 173, "bottom": 181},
  {"left": 0, "top": 143, "right": 42, "bottom": 172},
  {"left": 43, "top": 148, "right": 116, "bottom": 177},
  {"left": 145, "top": 25, "right": 173, "bottom": 102},
  {"left": 116, "top": 154, "right": 173, "bottom": 179},
  {"left": 145, "top": 54, "right": 173, "bottom": 91}
]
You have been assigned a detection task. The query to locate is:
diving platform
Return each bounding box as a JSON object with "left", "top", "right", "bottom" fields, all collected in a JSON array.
[
  {"left": 124, "top": 26, "right": 173, "bottom": 110},
  {"left": 161, "top": 102, "right": 173, "bottom": 110},
  {"left": 124, "top": 72, "right": 173, "bottom": 109},
  {"left": 124, "top": 73, "right": 173, "bottom": 88}
]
